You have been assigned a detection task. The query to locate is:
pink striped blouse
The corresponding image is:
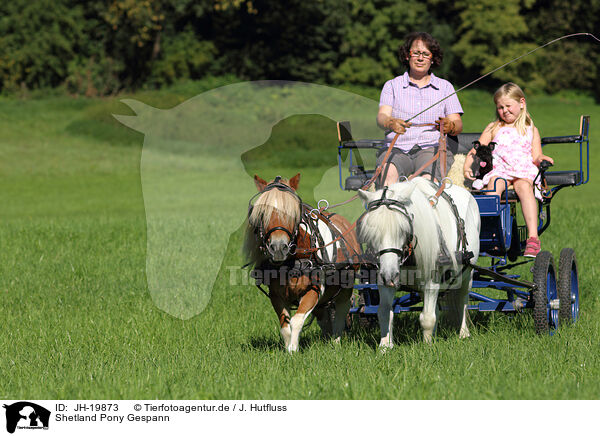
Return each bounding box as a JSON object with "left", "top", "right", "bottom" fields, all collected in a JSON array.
[{"left": 380, "top": 72, "right": 463, "bottom": 152}]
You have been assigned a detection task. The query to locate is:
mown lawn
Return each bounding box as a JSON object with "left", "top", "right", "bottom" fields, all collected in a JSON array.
[{"left": 1, "top": 81, "right": 599, "bottom": 399}]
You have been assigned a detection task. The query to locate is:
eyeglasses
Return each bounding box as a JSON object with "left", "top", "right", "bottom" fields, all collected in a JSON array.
[{"left": 409, "top": 50, "right": 432, "bottom": 59}]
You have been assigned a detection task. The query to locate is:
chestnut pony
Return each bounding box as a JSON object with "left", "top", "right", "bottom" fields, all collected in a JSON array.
[{"left": 243, "top": 174, "right": 361, "bottom": 353}]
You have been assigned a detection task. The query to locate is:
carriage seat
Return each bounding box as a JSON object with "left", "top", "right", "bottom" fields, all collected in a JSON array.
[{"left": 338, "top": 117, "right": 588, "bottom": 193}]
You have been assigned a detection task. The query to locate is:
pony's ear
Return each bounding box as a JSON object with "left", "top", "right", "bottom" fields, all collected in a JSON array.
[
  {"left": 357, "top": 189, "right": 376, "bottom": 206},
  {"left": 289, "top": 173, "right": 301, "bottom": 191},
  {"left": 472, "top": 140, "right": 480, "bottom": 150},
  {"left": 393, "top": 181, "right": 417, "bottom": 201},
  {"left": 488, "top": 141, "right": 496, "bottom": 151},
  {"left": 254, "top": 175, "right": 268, "bottom": 192}
]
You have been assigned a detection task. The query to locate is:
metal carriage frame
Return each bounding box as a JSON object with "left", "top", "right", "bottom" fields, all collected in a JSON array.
[{"left": 336, "top": 116, "right": 589, "bottom": 334}]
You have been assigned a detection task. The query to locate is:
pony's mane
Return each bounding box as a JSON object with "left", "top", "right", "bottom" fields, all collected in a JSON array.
[
  {"left": 359, "top": 196, "right": 413, "bottom": 248},
  {"left": 243, "top": 182, "right": 301, "bottom": 264},
  {"left": 359, "top": 179, "right": 443, "bottom": 271}
]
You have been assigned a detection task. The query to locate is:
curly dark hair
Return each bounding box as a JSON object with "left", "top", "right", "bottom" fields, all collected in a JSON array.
[{"left": 399, "top": 32, "right": 443, "bottom": 73}]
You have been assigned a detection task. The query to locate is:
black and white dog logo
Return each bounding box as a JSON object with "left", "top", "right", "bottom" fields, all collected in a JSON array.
[{"left": 3, "top": 402, "right": 50, "bottom": 433}]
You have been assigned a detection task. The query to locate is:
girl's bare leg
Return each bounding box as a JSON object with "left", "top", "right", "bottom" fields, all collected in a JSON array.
[
  {"left": 486, "top": 176, "right": 507, "bottom": 198},
  {"left": 513, "top": 178, "right": 538, "bottom": 238}
]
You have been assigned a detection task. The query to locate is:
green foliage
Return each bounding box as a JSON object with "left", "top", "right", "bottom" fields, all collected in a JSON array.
[
  {"left": 452, "top": 0, "right": 531, "bottom": 86},
  {"left": 332, "top": 56, "right": 392, "bottom": 86},
  {"left": 147, "top": 28, "right": 216, "bottom": 87},
  {"left": 525, "top": 0, "right": 600, "bottom": 98},
  {"left": 0, "top": 0, "right": 84, "bottom": 92},
  {"left": 0, "top": 0, "right": 599, "bottom": 98},
  {"left": 212, "top": 0, "right": 350, "bottom": 82}
]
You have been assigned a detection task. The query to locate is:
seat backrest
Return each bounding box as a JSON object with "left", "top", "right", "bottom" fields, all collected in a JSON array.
[
  {"left": 580, "top": 115, "right": 590, "bottom": 140},
  {"left": 449, "top": 133, "right": 481, "bottom": 155},
  {"left": 337, "top": 121, "right": 353, "bottom": 143}
]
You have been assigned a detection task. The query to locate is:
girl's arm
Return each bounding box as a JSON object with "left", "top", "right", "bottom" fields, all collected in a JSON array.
[
  {"left": 478, "top": 122, "right": 496, "bottom": 145},
  {"left": 531, "top": 126, "right": 554, "bottom": 165},
  {"left": 463, "top": 150, "right": 475, "bottom": 180}
]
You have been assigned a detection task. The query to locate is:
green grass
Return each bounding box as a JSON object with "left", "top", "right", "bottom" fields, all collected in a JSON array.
[{"left": 1, "top": 79, "right": 599, "bottom": 399}]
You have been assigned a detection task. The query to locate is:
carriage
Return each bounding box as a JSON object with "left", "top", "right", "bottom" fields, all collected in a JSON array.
[{"left": 336, "top": 115, "right": 590, "bottom": 335}]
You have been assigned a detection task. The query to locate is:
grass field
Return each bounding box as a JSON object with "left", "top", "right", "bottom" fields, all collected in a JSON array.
[{"left": 1, "top": 79, "right": 599, "bottom": 399}]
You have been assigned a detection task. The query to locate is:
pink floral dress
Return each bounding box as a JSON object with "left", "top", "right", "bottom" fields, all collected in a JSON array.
[{"left": 481, "top": 125, "right": 542, "bottom": 198}]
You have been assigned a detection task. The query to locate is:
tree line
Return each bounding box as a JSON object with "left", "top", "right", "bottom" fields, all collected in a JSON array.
[{"left": 1, "top": 0, "right": 598, "bottom": 98}]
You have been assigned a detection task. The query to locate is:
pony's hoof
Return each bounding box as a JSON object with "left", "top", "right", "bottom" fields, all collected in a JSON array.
[
  {"left": 459, "top": 330, "right": 471, "bottom": 339},
  {"left": 378, "top": 343, "right": 393, "bottom": 353}
]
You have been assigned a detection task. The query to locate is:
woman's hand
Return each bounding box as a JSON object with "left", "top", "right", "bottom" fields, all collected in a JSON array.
[
  {"left": 464, "top": 168, "right": 475, "bottom": 181},
  {"left": 387, "top": 118, "right": 411, "bottom": 134},
  {"left": 435, "top": 117, "right": 455, "bottom": 135}
]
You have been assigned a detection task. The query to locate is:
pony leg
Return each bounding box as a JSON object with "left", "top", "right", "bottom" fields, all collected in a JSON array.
[
  {"left": 420, "top": 282, "right": 440, "bottom": 344},
  {"left": 458, "top": 272, "right": 473, "bottom": 339},
  {"left": 377, "top": 285, "right": 396, "bottom": 350},
  {"left": 287, "top": 288, "right": 320, "bottom": 353},
  {"left": 270, "top": 293, "right": 292, "bottom": 349},
  {"left": 314, "top": 305, "right": 333, "bottom": 338},
  {"left": 331, "top": 287, "right": 353, "bottom": 343},
  {"left": 444, "top": 270, "right": 472, "bottom": 339}
]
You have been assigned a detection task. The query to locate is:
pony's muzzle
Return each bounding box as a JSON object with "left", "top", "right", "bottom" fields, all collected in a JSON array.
[
  {"left": 380, "top": 271, "right": 400, "bottom": 288},
  {"left": 267, "top": 239, "right": 290, "bottom": 262}
]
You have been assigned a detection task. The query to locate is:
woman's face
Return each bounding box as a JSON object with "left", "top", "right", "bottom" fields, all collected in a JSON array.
[
  {"left": 407, "top": 39, "right": 433, "bottom": 76},
  {"left": 496, "top": 96, "right": 525, "bottom": 124}
]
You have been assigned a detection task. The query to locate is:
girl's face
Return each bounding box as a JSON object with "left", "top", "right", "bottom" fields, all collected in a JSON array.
[{"left": 496, "top": 96, "right": 525, "bottom": 124}]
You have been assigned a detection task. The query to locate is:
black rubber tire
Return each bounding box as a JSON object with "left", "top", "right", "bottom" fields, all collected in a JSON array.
[
  {"left": 532, "top": 251, "right": 555, "bottom": 335},
  {"left": 558, "top": 247, "right": 578, "bottom": 324}
]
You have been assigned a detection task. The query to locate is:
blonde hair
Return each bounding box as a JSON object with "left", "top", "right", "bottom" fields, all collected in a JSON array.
[{"left": 492, "top": 82, "right": 533, "bottom": 136}]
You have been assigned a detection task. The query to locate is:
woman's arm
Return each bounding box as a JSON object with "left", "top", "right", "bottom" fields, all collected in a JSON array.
[
  {"left": 377, "top": 105, "right": 410, "bottom": 133},
  {"left": 436, "top": 113, "right": 463, "bottom": 135},
  {"left": 377, "top": 105, "right": 393, "bottom": 130}
]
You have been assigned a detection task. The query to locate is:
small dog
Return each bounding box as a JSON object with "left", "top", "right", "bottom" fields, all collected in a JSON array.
[{"left": 471, "top": 141, "right": 495, "bottom": 189}]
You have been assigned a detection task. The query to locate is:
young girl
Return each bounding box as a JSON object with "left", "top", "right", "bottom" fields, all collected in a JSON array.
[{"left": 464, "top": 82, "right": 553, "bottom": 257}]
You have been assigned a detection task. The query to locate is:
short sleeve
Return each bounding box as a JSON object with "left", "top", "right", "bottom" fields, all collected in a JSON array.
[
  {"left": 379, "top": 80, "right": 394, "bottom": 107},
  {"left": 443, "top": 82, "right": 463, "bottom": 116}
]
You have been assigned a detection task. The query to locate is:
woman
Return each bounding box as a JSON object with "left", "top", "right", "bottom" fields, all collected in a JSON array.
[{"left": 376, "top": 32, "right": 463, "bottom": 185}]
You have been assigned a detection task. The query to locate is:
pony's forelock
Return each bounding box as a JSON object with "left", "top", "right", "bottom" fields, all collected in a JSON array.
[
  {"left": 359, "top": 197, "right": 413, "bottom": 249},
  {"left": 248, "top": 187, "right": 301, "bottom": 230}
]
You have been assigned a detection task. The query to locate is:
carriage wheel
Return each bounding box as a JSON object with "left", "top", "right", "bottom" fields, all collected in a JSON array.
[
  {"left": 558, "top": 248, "right": 579, "bottom": 324},
  {"left": 532, "top": 251, "right": 558, "bottom": 335}
]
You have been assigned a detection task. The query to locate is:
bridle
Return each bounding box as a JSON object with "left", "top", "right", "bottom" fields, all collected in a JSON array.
[
  {"left": 363, "top": 186, "right": 417, "bottom": 266},
  {"left": 247, "top": 176, "right": 303, "bottom": 257}
]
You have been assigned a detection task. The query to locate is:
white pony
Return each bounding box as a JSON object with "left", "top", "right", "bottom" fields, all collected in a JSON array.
[{"left": 357, "top": 177, "right": 480, "bottom": 347}]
